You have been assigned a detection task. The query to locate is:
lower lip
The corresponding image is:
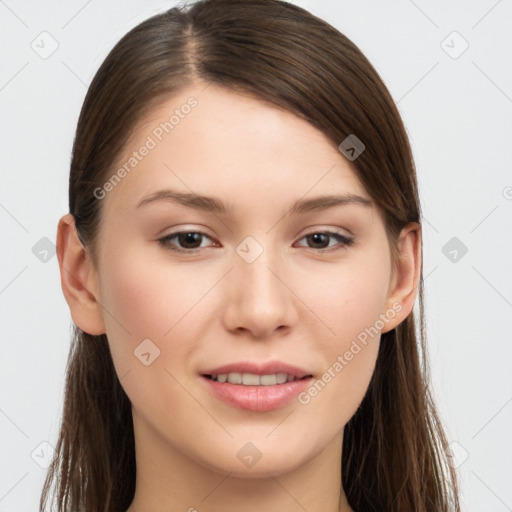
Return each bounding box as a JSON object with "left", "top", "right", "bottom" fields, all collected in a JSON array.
[{"left": 200, "top": 375, "right": 313, "bottom": 412}]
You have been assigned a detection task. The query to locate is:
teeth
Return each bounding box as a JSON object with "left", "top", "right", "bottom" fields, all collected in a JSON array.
[
  {"left": 259, "top": 374, "right": 276, "bottom": 385},
  {"left": 227, "top": 373, "right": 242, "bottom": 384},
  {"left": 212, "top": 372, "right": 298, "bottom": 385},
  {"left": 276, "top": 373, "right": 288, "bottom": 384}
]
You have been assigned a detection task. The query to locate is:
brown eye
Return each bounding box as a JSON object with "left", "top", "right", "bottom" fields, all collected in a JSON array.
[
  {"left": 158, "top": 231, "right": 216, "bottom": 253},
  {"left": 296, "top": 231, "right": 354, "bottom": 253}
]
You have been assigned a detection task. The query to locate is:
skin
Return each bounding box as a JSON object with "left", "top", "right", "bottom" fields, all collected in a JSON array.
[{"left": 57, "top": 82, "right": 421, "bottom": 512}]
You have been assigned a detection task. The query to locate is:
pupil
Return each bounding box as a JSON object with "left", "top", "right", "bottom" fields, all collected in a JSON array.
[
  {"left": 309, "top": 233, "right": 328, "bottom": 248},
  {"left": 179, "top": 232, "right": 201, "bottom": 248}
]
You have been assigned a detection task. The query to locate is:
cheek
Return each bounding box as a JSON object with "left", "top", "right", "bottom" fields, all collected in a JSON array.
[
  {"left": 302, "top": 247, "right": 391, "bottom": 343},
  {"left": 295, "top": 248, "right": 390, "bottom": 423},
  {"left": 97, "top": 247, "right": 212, "bottom": 378},
  {"left": 97, "top": 249, "right": 217, "bottom": 419},
  {"left": 100, "top": 245, "right": 215, "bottom": 336}
]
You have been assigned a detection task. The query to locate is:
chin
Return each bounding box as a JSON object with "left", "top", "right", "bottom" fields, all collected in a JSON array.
[
  {"left": 206, "top": 457, "right": 305, "bottom": 479},
  {"left": 195, "top": 440, "right": 315, "bottom": 479}
]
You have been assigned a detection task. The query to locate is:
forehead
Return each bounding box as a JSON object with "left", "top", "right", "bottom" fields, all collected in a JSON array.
[{"left": 102, "top": 83, "right": 368, "bottom": 214}]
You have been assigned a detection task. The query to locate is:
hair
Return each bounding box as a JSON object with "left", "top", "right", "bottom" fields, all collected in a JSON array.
[{"left": 41, "top": 0, "right": 461, "bottom": 511}]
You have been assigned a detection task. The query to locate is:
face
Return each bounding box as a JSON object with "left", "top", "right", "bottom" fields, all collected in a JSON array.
[{"left": 89, "top": 83, "right": 402, "bottom": 477}]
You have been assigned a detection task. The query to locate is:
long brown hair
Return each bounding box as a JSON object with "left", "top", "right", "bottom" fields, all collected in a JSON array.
[{"left": 41, "top": 1, "right": 460, "bottom": 510}]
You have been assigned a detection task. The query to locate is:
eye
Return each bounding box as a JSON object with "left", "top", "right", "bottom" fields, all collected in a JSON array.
[
  {"left": 157, "top": 229, "right": 354, "bottom": 255},
  {"left": 157, "top": 231, "right": 217, "bottom": 253},
  {"left": 295, "top": 231, "right": 354, "bottom": 253}
]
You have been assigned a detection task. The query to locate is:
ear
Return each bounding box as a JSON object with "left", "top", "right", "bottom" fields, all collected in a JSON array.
[
  {"left": 56, "top": 213, "right": 106, "bottom": 335},
  {"left": 381, "top": 222, "right": 422, "bottom": 333}
]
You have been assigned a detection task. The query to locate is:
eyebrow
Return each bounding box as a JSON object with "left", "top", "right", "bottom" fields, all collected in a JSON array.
[{"left": 136, "top": 189, "right": 372, "bottom": 214}]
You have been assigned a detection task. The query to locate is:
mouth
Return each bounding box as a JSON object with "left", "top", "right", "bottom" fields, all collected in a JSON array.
[
  {"left": 198, "top": 363, "right": 314, "bottom": 412},
  {"left": 201, "top": 372, "right": 313, "bottom": 385}
]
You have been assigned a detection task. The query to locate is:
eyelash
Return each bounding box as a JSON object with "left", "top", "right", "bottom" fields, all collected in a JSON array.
[{"left": 157, "top": 230, "right": 354, "bottom": 254}]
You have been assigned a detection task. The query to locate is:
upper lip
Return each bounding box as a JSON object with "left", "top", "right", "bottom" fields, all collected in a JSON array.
[{"left": 201, "top": 361, "right": 313, "bottom": 379}]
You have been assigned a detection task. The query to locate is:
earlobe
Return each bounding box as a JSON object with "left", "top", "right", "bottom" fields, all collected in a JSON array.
[
  {"left": 381, "top": 222, "right": 422, "bottom": 333},
  {"left": 56, "top": 213, "right": 106, "bottom": 335}
]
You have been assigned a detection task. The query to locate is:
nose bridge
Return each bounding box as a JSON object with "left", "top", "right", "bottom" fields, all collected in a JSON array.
[
  {"left": 223, "top": 237, "right": 298, "bottom": 337},
  {"left": 240, "top": 252, "right": 281, "bottom": 302}
]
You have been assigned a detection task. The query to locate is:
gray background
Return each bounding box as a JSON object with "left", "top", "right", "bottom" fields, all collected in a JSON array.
[{"left": 1, "top": 0, "right": 511, "bottom": 510}]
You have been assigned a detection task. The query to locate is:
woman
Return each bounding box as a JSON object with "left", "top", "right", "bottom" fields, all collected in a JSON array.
[{"left": 41, "top": 0, "right": 461, "bottom": 510}]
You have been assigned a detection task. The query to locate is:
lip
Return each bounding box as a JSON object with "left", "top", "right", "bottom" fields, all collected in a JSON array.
[
  {"left": 199, "top": 361, "right": 314, "bottom": 412},
  {"left": 200, "top": 361, "right": 312, "bottom": 379}
]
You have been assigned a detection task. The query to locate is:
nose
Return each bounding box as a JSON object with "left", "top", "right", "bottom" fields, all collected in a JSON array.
[{"left": 222, "top": 247, "right": 299, "bottom": 340}]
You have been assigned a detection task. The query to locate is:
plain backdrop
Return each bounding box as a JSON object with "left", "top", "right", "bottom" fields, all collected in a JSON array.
[{"left": 1, "top": 0, "right": 511, "bottom": 510}]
